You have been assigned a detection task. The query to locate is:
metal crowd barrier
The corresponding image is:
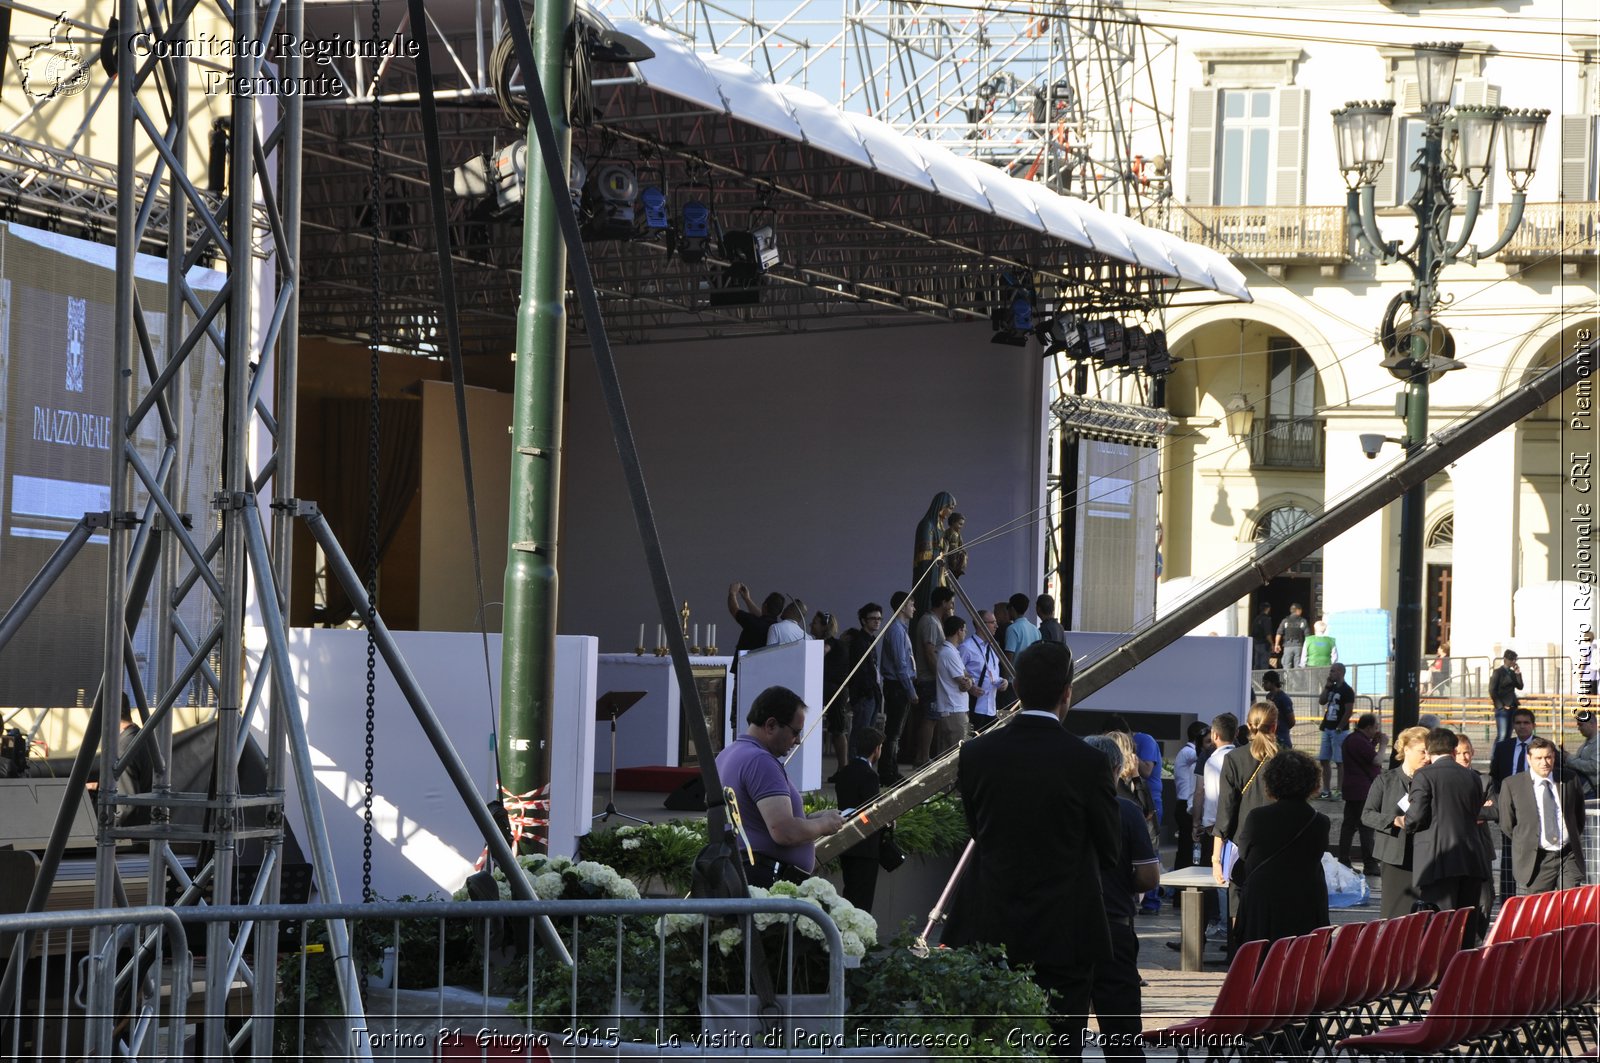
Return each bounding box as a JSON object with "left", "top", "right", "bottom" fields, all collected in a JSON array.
[{"left": 0, "top": 897, "right": 849, "bottom": 1060}]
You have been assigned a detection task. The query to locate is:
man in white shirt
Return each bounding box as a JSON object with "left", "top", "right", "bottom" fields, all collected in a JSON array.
[
  {"left": 909, "top": 588, "right": 958, "bottom": 765},
  {"left": 766, "top": 597, "right": 807, "bottom": 645},
  {"left": 961, "top": 610, "right": 1009, "bottom": 733},
  {"left": 1500, "top": 737, "right": 1587, "bottom": 894},
  {"left": 1192, "top": 712, "right": 1238, "bottom": 935},
  {"left": 930, "top": 614, "right": 976, "bottom": 760}
]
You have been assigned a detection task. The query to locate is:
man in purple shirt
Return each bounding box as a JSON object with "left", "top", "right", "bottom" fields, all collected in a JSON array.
[{"left": 714, "top": 685, "right": 845, "bottom": 886}]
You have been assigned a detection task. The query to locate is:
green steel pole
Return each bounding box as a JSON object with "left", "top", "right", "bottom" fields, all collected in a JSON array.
[
  {"left": 499, "top": 0, "right": 572, "bottom": 847},
  {"left": 1391, "top": 116, "right": 1446, "bottom": 738}
]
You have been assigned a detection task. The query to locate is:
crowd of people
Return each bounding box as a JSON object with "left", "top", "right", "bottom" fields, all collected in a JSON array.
[{"left": 713, "top": 579, "right": 1594, "bottom": 1060}]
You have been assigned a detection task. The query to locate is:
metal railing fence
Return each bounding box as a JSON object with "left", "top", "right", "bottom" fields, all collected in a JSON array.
[{"left": 0, "top": 897, "right": 848, "bottom": 1060}]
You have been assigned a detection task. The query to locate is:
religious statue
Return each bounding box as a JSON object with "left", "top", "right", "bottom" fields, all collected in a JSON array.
[
  {"left": 912, "top": 491, "right": 957, "bottom": 613},
  {"left": 945, "top": 511, "right": 968, "bottom": 581}
]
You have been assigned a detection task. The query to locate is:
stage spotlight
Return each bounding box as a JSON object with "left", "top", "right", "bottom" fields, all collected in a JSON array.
[
  {"left": 584, "top": 162, "right": 639, "bottom": 239},
  {"left": 568, "top": 156, "right": 587, "bottom": 217},
  {"left": 1145, "top": 329, "right": 1175, "bottom": 374},
  {"left": 750, "top": 224, "right": 780, "bottom": 270},
  {"left": 1126, "top": 325, "right": 1148, "bottom": 370},
  {"left": 1084, "top": 319, "right": 1107, "bottom": 358},
  {"left": 641, "top": 184, "right": 670, "bottom": 230},
  {"left": 710, "top": 228, "right": 766, "bottom": 306},
  {"left": 1101, "top": 319, "right": 1127, "bottom": 367},
  {"left": 448, "top": 139, "right": 531, "bottom": 216},
  {"left": 679, "top": 199, "right": 711, "bottom": 263}
]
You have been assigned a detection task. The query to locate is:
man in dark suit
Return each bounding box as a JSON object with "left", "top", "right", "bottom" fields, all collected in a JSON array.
[
  {"left": 834, "top": 727, "right": 886, "bottom": 912},
  {"left": 958, "top": 640, "right": 1121, "bottom": 1062},
  {"left": 1406, "top": 728, "right": 1493, "bottom": 945},
  {"left": 1500, "top": 736, "right": 1587, "bottom": 894},
  {"left": 1489, "top": 708, "right": 1538, "bottom": 791},
  {"left": 1489, "top": 708, "right": 1539, "bottom": 897}
]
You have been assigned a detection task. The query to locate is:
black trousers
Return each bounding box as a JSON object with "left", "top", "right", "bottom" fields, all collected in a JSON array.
[
  {"left": 1521, "top": 847, "right": 1586, "bottom": 895},
  {"left": 1379, "top": 862, "right": 1422, "bottom": 921},
  {"left": 1032, "top": 961, "right": 1095, "bottom": 1063},
  {"left": 1420, "top": 875, "right": 1489, "bottom": 946},
  {"left": 1173, "top": 805, "right": 1195, "bottom": 870},
  {"left": 1338, "top": 799, "right": 1375, "bottom": 872},
  {"left": 839, "top": 855, "right": 879, "bottom": 913},
  {"left": 1090, "top": 921, "right": 1145, "bottom": 1060},
  {"left": 879, "top": 682, "right": 911, "bottom": 784}
]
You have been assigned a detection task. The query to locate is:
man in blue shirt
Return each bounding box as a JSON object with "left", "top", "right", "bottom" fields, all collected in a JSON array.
[
  {"left": 878, "top": 591, "right": 918, "bottom": 784},
  {"left": 1003, "top": 592, "right": 1041, "bottom": 661}
]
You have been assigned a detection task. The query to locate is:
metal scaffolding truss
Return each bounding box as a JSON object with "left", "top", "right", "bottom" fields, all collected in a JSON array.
[
  {"left": 0, "top": 2, "right": 560, "bottom": 1056},
  {"left": 619, "top": 0, "right": 1178, "bottom": 216}
]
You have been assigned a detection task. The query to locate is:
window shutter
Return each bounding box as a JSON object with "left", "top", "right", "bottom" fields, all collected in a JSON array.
[
  {"left": 1459, "top": 78, "right": 1499, "bottom": 108},
  {"left": 1377, "top": 79, "right": 1416, "bottom": 206},
  {"left": 1186, "top": 88, "right": 1218, "bottom": 206},
  {"left": 1559, "top": 114, "right": 1595, "bottom": 201},
  {"left": 1274, "top": 87, "right": 1309, "bottom": 206}
]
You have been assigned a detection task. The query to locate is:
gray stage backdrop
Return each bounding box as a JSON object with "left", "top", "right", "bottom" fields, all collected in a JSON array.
[{"left": 557, "top": 322, "right": 1049, "bottom": 654}]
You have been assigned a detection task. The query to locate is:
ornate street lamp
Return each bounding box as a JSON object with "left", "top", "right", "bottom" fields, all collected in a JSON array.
[{"left": 1331, "top": 42, "right": 1548, "bottom": 736}]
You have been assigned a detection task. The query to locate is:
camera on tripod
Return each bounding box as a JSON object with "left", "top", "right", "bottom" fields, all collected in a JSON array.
[{"left": 1, "top": 727, "right": 29, "bottom": 778}]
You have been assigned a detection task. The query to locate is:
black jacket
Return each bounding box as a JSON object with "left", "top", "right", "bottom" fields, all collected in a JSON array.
[
  {"left": 958, "top": 713, "right": 1121, "bottom": 967},
  {"left": 833, "top": 759, "right": 882, "bottom": 860},
  {"left": 1361, "top": 767, "right": 1416, "bottom": 868},
  {"left": 1405, "top": 757, "right": 1492, "bottom": 886}
]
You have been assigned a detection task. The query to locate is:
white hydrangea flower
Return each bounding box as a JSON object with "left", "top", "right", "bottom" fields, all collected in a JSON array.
[
  {"left": 745, "top": 886, "right": 770, "bottom": 901},
  {"left": 794, "top": 914, "right": 826, "bottom": 942},
  {"left": 714, "top": 926, "right": 743, "bottom": 956},
  {"left": 621, "top": 837, "right": 641, "bottom": 850},
  {"left": 839, "top": 930, "right": 865, "bottom": 958},
  {"left": 797, "top": 877, "right": 838, "bottom": 904},
  {"left": 655, "top": 913, "right": 701, "bottom": 937},
  {"left": 533, "top": 872, "right": 564, "bottom": 898}
]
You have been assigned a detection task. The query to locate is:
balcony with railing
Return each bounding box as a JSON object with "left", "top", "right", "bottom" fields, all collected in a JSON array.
[
  {"left": 1497, "top": 202, "right": 1600, "bottom": 263},
  {"left": 1170, "top": 205, "right": 1349, "bottom": 262},
  {"left": 1249, "top": 416, "right": 1325, "bottom": 470}
]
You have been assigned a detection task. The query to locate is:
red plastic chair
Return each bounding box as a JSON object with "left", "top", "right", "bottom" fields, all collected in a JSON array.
[
  {"left": 1557, "top": 923, "right": 1600, "bottom": 1052},
  {"left": 1456, "top": 937, "right": 1530, "bottom": 1051},
  {"left": 1486, "top": 893, "right": 1528, "bottom": 945},
  {"left": 1525, "top": 890, "right": 1561, "bottom": 937},
  {"left": 1233, "top": 935, "right": 1301, "bottom": 1044},
  {"left": 1141, "top": 938, "right": 1267, "bottom": 1059},
  {"left": 1416, "top": 907, "right": 1471, "bottom": 999},
  {"left": 1347, "top": 914, "right": 1402, "bottom": 1017},
  {"left": 1335, "top": 946, "right": 1484, "bottom": 1057},
  {"left": 1306, "top": 921, "right": 1369, "bottom": 1050},
  {"left": 1376, "top": 910, "right": 1431, "bottom": 1009}
]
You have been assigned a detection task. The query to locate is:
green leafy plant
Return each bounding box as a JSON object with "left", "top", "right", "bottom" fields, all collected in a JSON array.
[
  {"left": 889, "top": 792, "right": 969, "bottom": 858},
  {"left": 846, "top": 937, "right": 1052, "bottom": 1056},
  {"left": 580, "top": 821, "right": 708, "bottom": 895}
]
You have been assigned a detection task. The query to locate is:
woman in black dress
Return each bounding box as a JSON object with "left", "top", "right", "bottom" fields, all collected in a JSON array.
[
  {"left": 1233, "top": 750, "right": 1331, "bottom": 945},
  {"left": 1361, "top": 725, "right": 1432, "bottom": 919},
  {"left": 1212, "top": 701, "right": 1279, "bottom": 949}
]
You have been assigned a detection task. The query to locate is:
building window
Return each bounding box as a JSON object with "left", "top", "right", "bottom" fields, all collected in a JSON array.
[
  {"left": 1253, "top": 504, "right": 1313, "bottom": 541},
  {"left": 1248, "top": 338, "right": 1323, "bottom": 468},
  {"left": 1218, "top": 90, "right": 1274, "bottom": 206},
  {"left": 1396, "top": 117, "right": 1427, "bottom": 206}
]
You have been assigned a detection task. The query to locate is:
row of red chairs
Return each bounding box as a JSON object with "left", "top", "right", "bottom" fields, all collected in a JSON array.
[
  {"left": 1142, "top": 907, "right": 1472, "bottom": 1059},
  {"left": 1337, "top": 922, "right": 1600, "bottom": 1058},
  {"left": 1485, "top": 883, "right": 1600, "bottom": 945}
]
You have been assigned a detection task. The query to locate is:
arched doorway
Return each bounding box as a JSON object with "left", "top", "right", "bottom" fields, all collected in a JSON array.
[{"left": 1248, "top": 504, "right": 1325, "bottom": 652}]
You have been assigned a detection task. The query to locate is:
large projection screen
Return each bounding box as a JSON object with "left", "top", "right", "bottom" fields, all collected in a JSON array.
[
  {"left": 0, "top": 224, "right": 226, "bottom": 705},
  {"left": 1071, "top": 437, "right": 1160, "bottom": 633}
]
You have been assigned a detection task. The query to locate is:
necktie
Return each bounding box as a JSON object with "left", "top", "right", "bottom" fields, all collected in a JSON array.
[
  {"left": 1541, "top": 779, "right": 1563, "bottom": 847},
  {"left": 1515, "top": 741, "right": 1526, "bottom": 774}
]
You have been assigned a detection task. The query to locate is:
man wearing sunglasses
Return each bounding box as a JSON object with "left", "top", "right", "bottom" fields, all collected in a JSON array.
[{"left": 715, "top": 685, "right": 846, "bottom": 887}]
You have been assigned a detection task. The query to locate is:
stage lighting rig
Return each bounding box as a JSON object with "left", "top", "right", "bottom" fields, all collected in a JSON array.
[
  {"left": 449, "top": 139, "right": 531, "bottom": 216},
  {"left": 1100, "top": 319, "right": 1127, "bottom": 367},
  {"left": 990, "top": 270, "right": 1036, "bottom": 346}
]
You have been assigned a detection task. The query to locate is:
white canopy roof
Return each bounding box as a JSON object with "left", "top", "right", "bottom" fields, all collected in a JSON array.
[{"left": 614, "top": 18, "right": 1251, "bottom": 303}]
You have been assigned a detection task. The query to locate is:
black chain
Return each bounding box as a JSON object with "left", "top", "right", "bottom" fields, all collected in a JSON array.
[{"left": 361, "top": 0, "right": 384, "bottom": 905}]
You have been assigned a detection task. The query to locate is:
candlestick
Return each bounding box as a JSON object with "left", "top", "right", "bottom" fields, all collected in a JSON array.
[
  {"left": 639, "top": 623, "right": 645, "bottom": 646},
  {"left": 657, "top": 623, "right": 663, "bottom": 649}
]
